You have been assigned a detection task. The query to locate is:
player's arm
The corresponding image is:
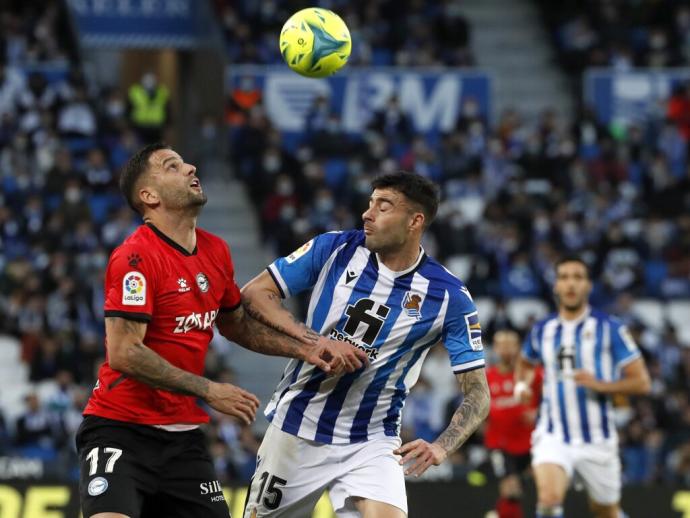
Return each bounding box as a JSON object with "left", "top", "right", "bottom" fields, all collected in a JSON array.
[
  {"left": 216, "top": 304, "right": 333, "bottom": 372},
  {"left": 395, "top": 367, "right": 490, "bottom": 477},
  {"left": 239, "top": 270, "right": 369, "bottom": 372},
  {"left": 514, "top": 355, "right": 537, "bottom": 403},
  {"left": 574, "top": 357, "right": 651, "bottom": 395},
  {"left": 106, "top": 316, "right": 259, "bottom": 424}
]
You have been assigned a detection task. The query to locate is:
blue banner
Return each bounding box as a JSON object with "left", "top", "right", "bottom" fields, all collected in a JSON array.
[
  {"left": 66, "top": 0, "right": 211, "bottom": 49},
  {"left": 227, "top": 66, "right": 491, "bottom": 135},
  {"left": 585, "top": 68, "right": 690, "bottom": 126}
]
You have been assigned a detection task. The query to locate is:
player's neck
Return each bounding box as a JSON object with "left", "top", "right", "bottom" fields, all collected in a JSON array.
[
  {"left": 376, "top": 241, "right": 422, "bottom": 273},
  {"left": 558, "top": 304, "right": 589, "bottom": 322},
  {"left": 144, "top": 212, "right": 197, "bottom": 254}
]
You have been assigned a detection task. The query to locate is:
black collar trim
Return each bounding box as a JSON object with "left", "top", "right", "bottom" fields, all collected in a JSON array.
[{"left": 146, "top": 223, "right": 197, "bottom": 256}]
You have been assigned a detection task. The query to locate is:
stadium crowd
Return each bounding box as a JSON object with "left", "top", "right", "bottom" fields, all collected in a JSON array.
[
  {"left": 0, "top": 0, "right": 688, "bottom": 495},
  {"left": 537, "top": 0, "right": 690, "bottom": 75}
]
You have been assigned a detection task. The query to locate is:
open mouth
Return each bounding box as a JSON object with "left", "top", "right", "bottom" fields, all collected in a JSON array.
[{"left": 190, "top": 178, "right": 202, "bottom": 190}]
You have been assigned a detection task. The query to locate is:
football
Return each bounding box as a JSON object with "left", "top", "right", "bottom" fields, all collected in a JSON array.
[{"left": 279, "top": 7, "right": 351, "bottom": 78}]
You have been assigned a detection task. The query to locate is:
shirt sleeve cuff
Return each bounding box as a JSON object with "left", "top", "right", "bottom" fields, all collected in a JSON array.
[
  {"left": 104, "top": 310, "right": 152, "bottom": 323},
  {"left": 266, "top": 265, "right": 289, "bottom": 298},
  {"left": 452, "top": 358, "right": 485, "bottom": 373}
]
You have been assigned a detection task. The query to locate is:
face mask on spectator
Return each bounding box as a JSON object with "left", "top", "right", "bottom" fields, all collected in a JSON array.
[
  {"left": 65, "top": 187, "right": 81, "bottom": 203},
  {"left": 263, "top": 154, "right": 281, "bottom": 173}
]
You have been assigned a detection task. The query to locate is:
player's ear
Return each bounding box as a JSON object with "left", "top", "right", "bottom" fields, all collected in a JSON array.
[
  {"left": 409, "top": 212, "right": 425, "bottom": 232},
  {"left": 139, "top": 185, "right": 159, "bottom": 207}
]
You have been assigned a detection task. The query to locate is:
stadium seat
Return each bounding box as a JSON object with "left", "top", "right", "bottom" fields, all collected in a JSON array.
[
  {"left": 506, "top": 298, "right": 550, "bottom": 328},
  {"left": 630, "top": 299, "right": 665, "bottom": 332},
  {"left": 445, "top": 255, "right": 473, "bottom": 280},
  {"left": 666, "top": 300, "right": 690, "bottom": 346}
]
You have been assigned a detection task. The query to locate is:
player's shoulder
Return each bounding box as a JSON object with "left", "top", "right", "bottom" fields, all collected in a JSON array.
[
  {"left": 531, "top": 311, "right": 559, "bottom": 331},
  {"left": 589, "top": 308, "right": 624, "bottom": 328},
  {"left": 109, "top": 225, "right": 155, "bottom": 261},
  {"left": 322, "top": 229, "right": 364, "bottom": 250},
  {"left": 420, "top": 255, "right": 473, "bottom": 301},
  {"left": 195, "top": 227, "right": 229, "bottom": 251}
]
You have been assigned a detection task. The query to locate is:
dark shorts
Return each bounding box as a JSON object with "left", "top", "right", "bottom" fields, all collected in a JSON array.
[
  {"left": 489, "top": 449, "right": 531, "bottom": 479},
  {"left": 76, "top": 415, "right": 230, "bottom": 518}
]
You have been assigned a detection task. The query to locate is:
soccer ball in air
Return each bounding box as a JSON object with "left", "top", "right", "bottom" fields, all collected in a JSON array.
[{"left": 279, "top": 8, "right": 351, "bottom": 78}]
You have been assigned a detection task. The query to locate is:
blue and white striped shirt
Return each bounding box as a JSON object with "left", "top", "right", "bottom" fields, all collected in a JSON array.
[
  {"left": 265, "top": 230, "right": 485, "bottom": 444},
  {"left": 523, "top": 308, "right": 641, "bottom": 445}
]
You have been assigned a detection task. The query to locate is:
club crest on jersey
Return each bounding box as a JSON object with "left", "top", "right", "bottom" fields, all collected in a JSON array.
[
  {"left": 286, "top": 239, "right": 313, "bottom": 263},
  {"left": 464, "top": 311, "right": 483, "bottom": 351},
  {"left": 196, "top": 272, "right": 209, "bottom": 293},
  {"left": 402, "top": 292, "right": 423, "bottom": 320},
  {"left": 122, "top": 272, "right": 146, "bottom": 306},
  {"left": 88, "top": 477, "right": 108, "bottom": 496}
]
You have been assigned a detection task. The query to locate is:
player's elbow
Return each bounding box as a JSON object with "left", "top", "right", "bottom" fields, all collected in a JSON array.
[
  {"left": 637, "top": 373, "right": 652, "bottom": 395},
  {"left": 107, "top": 342, "right": 136, "bottom": 374}
]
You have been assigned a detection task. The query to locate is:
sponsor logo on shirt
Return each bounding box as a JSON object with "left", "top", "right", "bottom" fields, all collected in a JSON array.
[
  {"left": 200, "top": 480, "right": 225, "bottom": 502},
  {"left": 122, "top": 272, "right": 146, "bottom": 306},
  {"left": 173, "top": 309, "right": 219, "bottom": 334},
  {"left": 178, "top": 277, "right": 190, "bottom": 293},
  {"left": 464, "top": 311, "right": 483, "bottom": 351},
  {"left": 286, "top": 239, "right": 313, "bottom": 263}
]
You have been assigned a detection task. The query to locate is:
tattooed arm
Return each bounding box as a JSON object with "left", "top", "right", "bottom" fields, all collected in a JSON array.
[
  {"left": 241, "top": 270, "right": 321, "bottom": 345},
  {"left": 238, "top": 270, "right": 368, "bottom": 373},
  {"left": 395, "top": 368, "right": 490, "bottom": 477},
  {"left": 215, "top": 305, "right": 333, "bottom": 372},
  {"left": 105, "top": 316, "right": 259, "bottom": 424}
]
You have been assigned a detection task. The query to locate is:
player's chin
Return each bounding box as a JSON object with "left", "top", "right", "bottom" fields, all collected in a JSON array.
[
  {"left": 189, "top": 192, "right": 208, "bottom": 206},
  {"left": 364, "top": 235, "right": 380, "bottom": 253}
]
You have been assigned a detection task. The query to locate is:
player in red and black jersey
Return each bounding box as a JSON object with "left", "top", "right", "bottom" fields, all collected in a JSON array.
[
  {"left": 485, "top": 330, "right": 543, "bottom": 518},
  {"left": 77, "top": 143, "right": 367, "bottom": 518}
]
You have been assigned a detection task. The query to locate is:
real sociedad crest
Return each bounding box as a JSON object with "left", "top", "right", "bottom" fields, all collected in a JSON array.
[{"left": 402, "top": 292, "right": 423, "bottom": 320}]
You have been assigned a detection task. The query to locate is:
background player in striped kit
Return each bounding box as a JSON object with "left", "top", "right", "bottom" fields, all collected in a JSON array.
[
  {"left": 241, "top": 172, "right": 490, "bottom": 517},
  {"left": 514, "top": 257, "right": 651, "bottom": 518}
]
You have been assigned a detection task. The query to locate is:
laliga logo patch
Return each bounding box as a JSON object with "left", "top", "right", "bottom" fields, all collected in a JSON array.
[
  {"left": 122, "top": 272, "right": 146, "bottom": 306},
  {"left": 402, "top": 292, "right": 423, "bottom": 320},
  {"left": 286, "top": 239, "right": 313, "bottom": 263},
  {"left": 464, "top": 311, "right": 483, "bottom": 351},
  {"left": 196, "top": 272, "right": 209, "bottom": 293},
  {"left": 88, "top": 477, "right": 108, "bottom": 496}
]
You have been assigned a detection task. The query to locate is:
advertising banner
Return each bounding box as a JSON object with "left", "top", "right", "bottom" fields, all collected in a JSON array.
[
  {"left": 227, "top": 66, "right": 491, "bottom": 135},
  {"left": 584, "top": 68, "right": 690, "bottom": 126},
  {"left": 0, "top": 480, "right": 686, "bottom": 518},
  {"left": 66, "top": 0, "right": 213, "bottom": 49}
]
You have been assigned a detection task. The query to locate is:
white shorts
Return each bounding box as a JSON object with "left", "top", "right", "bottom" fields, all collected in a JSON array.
[
  {"left": 243, "top": 424, "right": 407, "bottom": 517},
  {"left": 531, "top": 432, "right": 621, "bottom": 505}
]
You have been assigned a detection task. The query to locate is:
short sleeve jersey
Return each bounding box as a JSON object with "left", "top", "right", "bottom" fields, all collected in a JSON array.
[
  {"left": 83, "top": 223, "right": 241, "bottom": 425},
  {"left": 263, "top": 230, "right": 485, "bottom": 444}
]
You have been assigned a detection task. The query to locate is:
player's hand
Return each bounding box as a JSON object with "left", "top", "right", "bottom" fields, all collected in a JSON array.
[
  {"left": 573, "top": 370, "right": 603, "bottom": 392},
  {"left": 394, "top": 439, "right": 447, "bottom": 477},
  {"left": 513, "top": 380, "right": 532, "bottom": 404},
  {"left": 308, "top": 337, "right": 369, "bottom": 375},
  {"left": 206, "top": 382, "right": 260, "bottom": 425}
]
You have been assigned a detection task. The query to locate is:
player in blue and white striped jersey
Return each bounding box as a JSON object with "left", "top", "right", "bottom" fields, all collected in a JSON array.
[
  {"left": 515, "top": 257, "right": 651, "bottom": 518},
  {"left": 241, "top": 172, "right": 490, "bottom": 518}
]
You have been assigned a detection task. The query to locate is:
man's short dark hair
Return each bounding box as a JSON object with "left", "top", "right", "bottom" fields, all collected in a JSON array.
[
  {"left": 371, "top": 171, "right": 440, "bottom": 228},
  {"left": 555, "top": 255, "right": 590, "bottom": 279},
  {"left": 120, "top": 142, "right": 170, "bottom": 213}
]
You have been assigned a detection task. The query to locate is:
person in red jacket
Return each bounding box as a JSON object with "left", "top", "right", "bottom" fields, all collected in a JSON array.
[
  {"left": 77, "top": 143, "right": 367, "bottom": 518},
  {"left": 485, "top": 329, "right": 542, "bottom": 518}
]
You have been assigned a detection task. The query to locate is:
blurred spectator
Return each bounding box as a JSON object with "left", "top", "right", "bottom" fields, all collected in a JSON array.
[
  {"left": 127, "top": 72, "right": 171, "bottom": 143},
  {"left": 14, "top": 393, "right": 62, "bottom": 459}
]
